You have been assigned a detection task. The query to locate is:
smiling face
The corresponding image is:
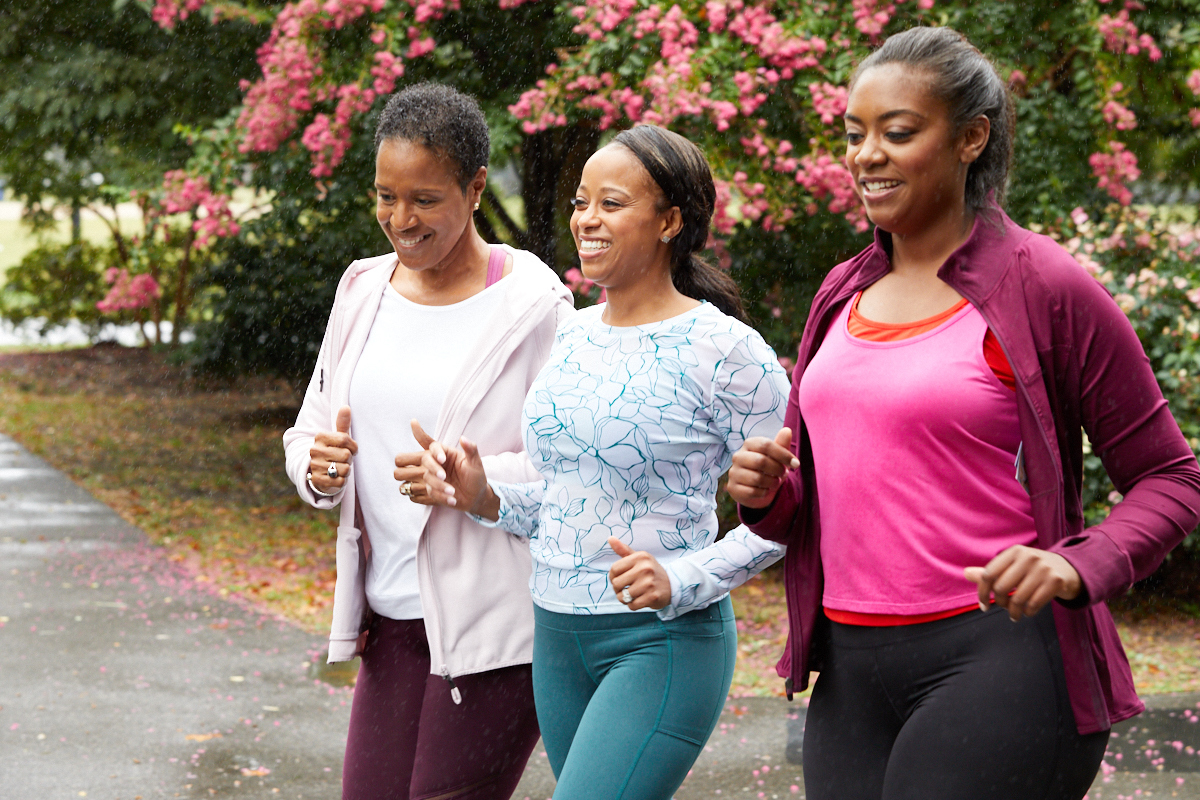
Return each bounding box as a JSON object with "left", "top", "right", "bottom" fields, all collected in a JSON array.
[
  {"left": 374, "top": 138, "right": 484, "bottom": 273},
  {"left": 844, "top": 63, "right": 988, "bottom": 238},
  {"left": 569, "top": 144, "right": 681, "bottom": 289}
]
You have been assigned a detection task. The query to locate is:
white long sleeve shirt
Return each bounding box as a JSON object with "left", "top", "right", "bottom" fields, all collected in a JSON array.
[{"left": 475, "top": 301, "right": 789, "bottom": 619}]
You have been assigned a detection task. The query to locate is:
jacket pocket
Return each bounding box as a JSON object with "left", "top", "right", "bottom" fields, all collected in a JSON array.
[{"left": 330, "top": 526, "right": 367, "bottom": 649}]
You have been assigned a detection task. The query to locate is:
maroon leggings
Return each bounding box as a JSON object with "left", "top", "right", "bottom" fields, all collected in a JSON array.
[{"left": 342, "top": 616, "right": 540, "bottom": 800}]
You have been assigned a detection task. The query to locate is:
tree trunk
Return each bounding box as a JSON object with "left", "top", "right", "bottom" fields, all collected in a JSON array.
[
  {"left": 520, "top": 125, "right": 600, "bottom": 272},
  {"left": 172, "top": 229, "right": 196, "bottom": 347}
]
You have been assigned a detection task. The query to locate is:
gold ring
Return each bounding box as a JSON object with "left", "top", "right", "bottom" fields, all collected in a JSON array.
[{"left": 399, "top": 481, "right": 413, "bottom": 496}]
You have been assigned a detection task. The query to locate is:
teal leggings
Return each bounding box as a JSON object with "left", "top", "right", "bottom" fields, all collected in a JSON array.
[{"left": 532, "top": 597, "right": 737, "bottom": 800}]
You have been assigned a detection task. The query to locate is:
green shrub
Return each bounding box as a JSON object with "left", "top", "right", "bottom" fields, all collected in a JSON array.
[{"left": 1, "top": 240, "right": 114, "bottom": 336}]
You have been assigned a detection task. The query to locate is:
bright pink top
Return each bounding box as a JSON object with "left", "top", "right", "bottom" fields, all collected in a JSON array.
[{"left": 799, "top": 298, "right": 1037, "bottom": 616}]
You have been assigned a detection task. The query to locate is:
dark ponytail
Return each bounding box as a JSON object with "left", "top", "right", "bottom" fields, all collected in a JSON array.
[{"left": 612, "top": 125, "right": 747, "bottom": 322}]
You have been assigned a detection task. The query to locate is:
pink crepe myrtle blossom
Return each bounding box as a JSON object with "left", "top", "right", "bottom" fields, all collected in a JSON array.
[
  {"left": 509, "top": 83, "right": 567, "bottom": 133},
  {"left": 406, "top": 0, "right": 460, "bottom": 23},
  {"left": 160, "top": 171, "right": 241, "bottom": 244},
  {"left": 406, "top": 32, "right": 437, "bottom": 58},
  {"left": 1188, "top": 69, "right": 1200, "bottom": 96},
  {"left": 1097, "top": 10, "right": 1162, "bottom": 60},
  {"left": 236, "top": 35, "right": 320, "bottom": 153},
  {"left": 1186, "top": 70, "right": 1200, "bottom": 127},
  {"left": 1089, "top": 141, "right": 1140, "bottom": 205},
  {"left": 809, "top": 82, "right": 848, "bottom": 125},
  {"left": 1102, "top": 100, "right": 1137, "bottom": 131},
  {"left": 795, "top": 151, "right": 866, "bottom": 229},
  {"left": 851, "top": 0, "right": 895, "bottom": 39},
  {"left": 97, "top": 269, "right": 163, "bottom": 314},
  {"left": 194, "top": 194, "right": 241, "bottom": 246},
  {"left": 563, "top": 268, "right": 595, "bottom": 295},
  {"left": 148, "top": 0, "right": 208, "bottom": 30},
  {"left": 371, "top": 50, "right": 406, "bottom": 95}
]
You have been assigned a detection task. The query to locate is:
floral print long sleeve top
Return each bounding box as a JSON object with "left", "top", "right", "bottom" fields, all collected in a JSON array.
[{"left": 474, "top": 301, "right": 790, "bottom": 619}]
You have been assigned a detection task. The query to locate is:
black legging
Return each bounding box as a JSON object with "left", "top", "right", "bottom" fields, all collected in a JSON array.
[{"left": 803, "top": 606, "right": 1109, "bottom": 800}]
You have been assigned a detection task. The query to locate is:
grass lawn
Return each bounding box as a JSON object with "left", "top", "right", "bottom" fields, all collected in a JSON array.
[
  {"left": 0, "top": 344, "right": 1195, "bottom": 697},
  {"left": 0, "top": 209, "right": 144, "bottom": 276}
]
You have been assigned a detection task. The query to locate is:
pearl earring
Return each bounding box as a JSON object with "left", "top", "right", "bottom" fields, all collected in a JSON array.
[{"left": 473, "top": 202, "right": 480, "bottom": 210}]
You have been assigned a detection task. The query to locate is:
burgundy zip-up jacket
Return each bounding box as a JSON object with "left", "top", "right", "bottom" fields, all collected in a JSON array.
[{"left": 741, "top": 209, "right": 1200, "bottom": 735}]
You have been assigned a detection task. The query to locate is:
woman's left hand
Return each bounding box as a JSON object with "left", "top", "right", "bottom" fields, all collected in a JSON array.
[
  {"left": 394, "top": 450, "right": 434, "bottom": 505},
  {"left": 964, "top": 545, "right": 1083, "bottom": 622},
  {"left": 608, "top": 537, "right": 671, "bottom": 611}
]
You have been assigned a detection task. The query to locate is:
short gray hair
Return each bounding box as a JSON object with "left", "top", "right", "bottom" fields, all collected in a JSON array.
[{"left": 851, "top": 26, "right": 1015, "bottom": 213}]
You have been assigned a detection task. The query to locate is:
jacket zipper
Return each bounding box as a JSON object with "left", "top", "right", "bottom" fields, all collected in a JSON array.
[
  {"left": 421, "top": 289, "right": 558, "bottom": 694},
  {"left": 440, "top": 665, "right": 462, "bottom": 705}
]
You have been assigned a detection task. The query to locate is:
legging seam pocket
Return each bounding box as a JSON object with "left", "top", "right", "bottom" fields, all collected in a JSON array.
[{"left": 614, "top": 622, "right": 675, "bottom": 799}]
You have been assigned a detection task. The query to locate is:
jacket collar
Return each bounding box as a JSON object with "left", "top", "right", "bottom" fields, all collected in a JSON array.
[{"left": 847, "top": 207, "right": 1032, "bottom": 308}]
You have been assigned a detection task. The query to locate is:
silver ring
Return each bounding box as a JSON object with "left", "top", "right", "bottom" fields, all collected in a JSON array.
[
  {"left": 621, "top": 588, "right": 632, "bottom": 604},
  {"left": 399, "top": 481, "right": 413, "bottom": 497},
  {"left": 327, "top": 463, "right": 339, "bottom": 480}
]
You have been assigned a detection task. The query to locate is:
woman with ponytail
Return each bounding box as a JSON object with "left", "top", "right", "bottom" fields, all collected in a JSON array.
[
  {"left": 728, "top": 26, "right": 1200, "bottom": 800},
  {"left": 414, "top": 124, "right": 790, "bottom": 799}
]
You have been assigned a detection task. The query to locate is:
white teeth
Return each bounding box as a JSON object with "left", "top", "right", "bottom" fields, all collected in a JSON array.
[
  {"left": 864, "top": 180, "right": 901, "bottom": 193},
  {"left": 579, "top": 240, "right": 611, "bottom": 251},
  {"left": 396, "top": 234, "right": 427, "bottom": 246}
]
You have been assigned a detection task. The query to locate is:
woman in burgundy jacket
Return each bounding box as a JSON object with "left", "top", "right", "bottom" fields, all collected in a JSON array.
[{"left": 728, "top": 26, "right": 1200, "bottom": 800}]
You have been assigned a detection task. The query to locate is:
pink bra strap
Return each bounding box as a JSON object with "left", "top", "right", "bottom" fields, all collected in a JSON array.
[{"left": 485, "top": 246, "right": 505, "bottom": 288}]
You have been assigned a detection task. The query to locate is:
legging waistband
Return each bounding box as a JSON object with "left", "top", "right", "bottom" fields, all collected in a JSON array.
[{"left": 533, "top": 598, "right": 733, "bottom": 633}]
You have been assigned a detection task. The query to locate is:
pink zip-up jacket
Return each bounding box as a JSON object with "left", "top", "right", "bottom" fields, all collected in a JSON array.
[
  {"left": 284, "top": 245, "right": 573, "bottom": 687},
  {"left": 742, "top": 210, "right": 1200, "bottom": 734}
]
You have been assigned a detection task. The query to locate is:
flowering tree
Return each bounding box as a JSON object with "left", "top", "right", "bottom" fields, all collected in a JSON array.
[
  {"left": 145, "top": 0, "right": 1200, "bottom": 356},
  {"left": 152, "top": 0, "right": 1200, "bottom": 542}
]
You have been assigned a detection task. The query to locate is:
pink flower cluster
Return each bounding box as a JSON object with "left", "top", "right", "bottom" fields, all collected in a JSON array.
[
  {"left": 716, "top": 1, "right": 826, "bottom": 76},
  {"left": 1097, "top": 10, "right": 1162, "bottom": 60},
  {"left": 320, "top": 0, "right": 385, "bottom": 29},
  {"left": 569, "top": 74, "right": 623, "bottom": 129},
  {"left": 851, "top": 0, "right": 894, "bottom": 39},
  {"left": 1188, "top": 70, "right": 1200, "bottom": 128},
  {"left": 237, "top": 32, "right": 320, "bottom": 153},
  {"left": 850, "top": 0, "right": 932, "bottom": 38},
  {"left": 563, "top": 268, "right": 596, "bottom": 296},
  {"left": 795, "top": 152, "right": 867, "bottom": 231},
  {"left": 406, "top": 0, "right": 460, "bottom": 24},
  {"left": 161, "top": 170, "right": 241, "bottom": 246},
  {"left": 809, "top": 82, "right": 848, "bottom": 125},
  {"left": 509, "top": 82, "right": 568, "bottom": 134},
  {"left": 161, "top": 170, "right": 211, "bottom": 215},
  {"left": 712, "top": 180, "right": 736, "bottom": 234},
  {"left": 1102, "top": 100, "right": 1136, "bottom": 131},
  {"left": 148, "top": 0, "right": 207, "bottom": 30},
  {"left": 231, "top": 0, "right": 452, "bottom": 177},
  {"left": 730, "top": 171, "right": 772, "bottom": 226},
  {"left": 571, "top": 0, "right": 639, "bottom": 39},
  {"left": 371, "top": 50, "right": 407, "bottom": 95},
  {"left": 1088, "top": 142, "right": 1141, "bottom": 206},
  {"left": 97, "top": 269, "right": 162, "bottom": 314},
  {"left": 300, "top": 83, "right": 375, "bottom": 177}
]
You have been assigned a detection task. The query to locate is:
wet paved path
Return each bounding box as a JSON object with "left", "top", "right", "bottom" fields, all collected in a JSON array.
[{"left": 1, "top": 433, "right": 1197, "bottom": 799}]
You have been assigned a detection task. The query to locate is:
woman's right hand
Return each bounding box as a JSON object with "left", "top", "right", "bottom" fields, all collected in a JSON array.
[
  {"left": 412, "top": 420, "right": 499, "bottom": 520},
  {"left": 726, "top": 428, "right": 798, "bottom": 509},
  {"left": 309, "top": 406, "right": 358, "bottom": 494}
]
